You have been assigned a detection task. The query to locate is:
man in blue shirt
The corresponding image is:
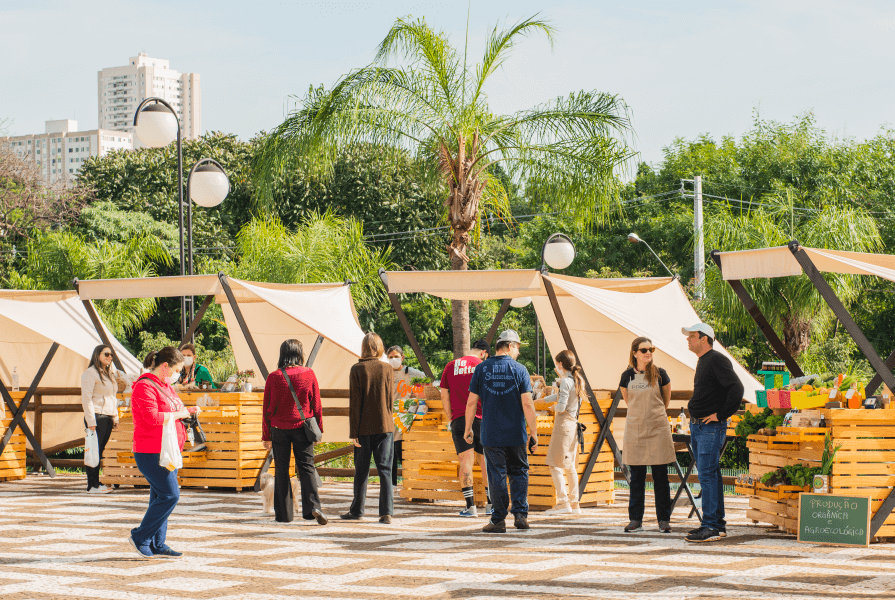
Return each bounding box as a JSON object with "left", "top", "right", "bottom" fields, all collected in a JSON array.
[{"left": 465, "top": 329, "right": 537, "bottom": 532}]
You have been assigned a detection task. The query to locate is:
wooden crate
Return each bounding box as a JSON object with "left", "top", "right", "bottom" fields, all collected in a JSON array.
[
  {"left": 401, "top": 388, "right": 615, "bottom": 510},
  {"left": 101, "top": 392, "right": 293, "bottom": 490},
  {"left": 0, "top": 398, "right": 27, "bottom": 482}
]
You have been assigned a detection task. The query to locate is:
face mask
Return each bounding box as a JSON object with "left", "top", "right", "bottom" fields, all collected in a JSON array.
[
  {"left": 556, "top": 368, "right": 565, "bottom": 378},
  {"left": 388, "top": 357, "right": 403, "bottom": 369},
  {"left": 183, "top": 356, "right": 194, "bottom": 367},
  {"left": 168, "top": 371, "right": 180, "bottom": 385}
]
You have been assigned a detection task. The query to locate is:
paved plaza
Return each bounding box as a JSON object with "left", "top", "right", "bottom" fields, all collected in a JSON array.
[{"left": 0, "top": 476, "right": 893, "bottom": 600}]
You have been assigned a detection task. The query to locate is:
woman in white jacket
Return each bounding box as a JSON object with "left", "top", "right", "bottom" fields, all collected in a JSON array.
[
  {"left": 543, "top": 350, "right": 587, "bottom": 514},
  {"left": 81, "top": 345, "right": 120, "bottom": 493}
]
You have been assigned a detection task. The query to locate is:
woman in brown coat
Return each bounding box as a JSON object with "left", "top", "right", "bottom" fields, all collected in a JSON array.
[
  {"left": 620, "top": 336, "right": 674, "bottom": 533},
  {"left": 342, "top": 332, "right": 395, "bottom": 523}
]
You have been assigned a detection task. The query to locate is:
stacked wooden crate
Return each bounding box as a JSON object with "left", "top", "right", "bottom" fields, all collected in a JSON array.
[
  {"left": 827, "top": 409, "right": 895, "bottom": 537},
  {"left": 101, "top": 392, "right": 292, "bottom": 490},
  {"left": 0, "top": 397, "right": 26, "bottom": 482},
  {"left": 401, "top": 386, "right": 615, "bottom": 510}
]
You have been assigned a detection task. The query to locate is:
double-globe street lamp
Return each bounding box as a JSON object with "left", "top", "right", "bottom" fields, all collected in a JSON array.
[
  {"left": 133, "top": 98, "right": 230, "bottom": 339},
  {"left": 510, "top": 234, "right": 577, "bottom": 377}
]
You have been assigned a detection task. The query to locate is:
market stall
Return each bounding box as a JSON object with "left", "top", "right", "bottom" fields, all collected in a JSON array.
[
  {"left": 380, "top": 269, "right": 760, "bottom": 509},
  {"left": 76, "top": 274, "right": 366, "bottom": 490},
  {"left": 0, "top": 290, "right": 141, "bottom": 479},
  {"left": 715, "top": 242, "right": 895, "bottom": 539}
]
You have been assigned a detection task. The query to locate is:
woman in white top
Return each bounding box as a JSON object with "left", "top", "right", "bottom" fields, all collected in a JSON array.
[
  {"left": 543, "top": 350, "right": 587, "bottom": 515},
  {"left": 386, "top": 345, "right": 425, "bottom": 486},
  {"left": 81, "top": 345, "right": 119, "bottom": 493}
]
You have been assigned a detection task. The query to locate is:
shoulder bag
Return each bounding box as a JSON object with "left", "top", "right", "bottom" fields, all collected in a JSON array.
[{"left": 282, "top": 368, "right": 323, "bottom": 443}]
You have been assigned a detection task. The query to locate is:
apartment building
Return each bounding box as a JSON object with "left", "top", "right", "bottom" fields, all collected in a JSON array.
[
  {"left": 2, "top": 119, "right": 132, "bottom": 186},
  {"left": 98, "top": 53, "right": 201, "bottom": 147}
]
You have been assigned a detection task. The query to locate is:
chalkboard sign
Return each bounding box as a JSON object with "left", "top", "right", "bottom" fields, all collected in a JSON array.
[{"left": 798, "top": 493, "right": 871, "bottom": 547}]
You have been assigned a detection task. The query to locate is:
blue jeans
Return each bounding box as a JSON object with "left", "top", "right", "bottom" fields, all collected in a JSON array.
[
  {"left": 132, "top": 452, "right": 180, "bottom": 550},
  {"left": 350, "top": 432, "right": 394, "bottom": 517},
  {"left": 690, "top": 420, "right": 726, "bottom": 530},
  {"left": 484, "top": 445, "right": 529, "bottom": 522}
]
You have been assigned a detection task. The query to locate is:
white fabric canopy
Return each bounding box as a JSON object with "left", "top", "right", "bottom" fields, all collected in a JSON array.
[
  {"left": 536, "top": 276, "right": 761, "bottom": 398},
  {"left": 0, "top": 296, "right": 141, "bottom": 449},
  {"left": 719, "top": 246, "right": 895, "bottom": 282}
]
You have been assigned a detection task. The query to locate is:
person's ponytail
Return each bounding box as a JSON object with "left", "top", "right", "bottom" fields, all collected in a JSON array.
[
  {"left": 570, "top": 364, "right": 586, "bottom": 401},
  {"left": 142, "top": 347, "right": 184, "bottom": 370}
]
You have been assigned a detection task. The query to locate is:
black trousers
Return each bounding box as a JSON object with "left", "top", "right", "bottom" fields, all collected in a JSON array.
[
  {"left": 628, "top": 464, "right": 671, "bottom": 522},
  {"left": 84, "top": 415, "right": 114, "bottom": 490},
  {"left": 350, "top": 432, "right": 394, "bottom": 517},
  {"left": 270, "top": 426, "right": 321, "bottom": 523},
  {"left": 392, "top": 440, "right": 402, "bottom": 485}
]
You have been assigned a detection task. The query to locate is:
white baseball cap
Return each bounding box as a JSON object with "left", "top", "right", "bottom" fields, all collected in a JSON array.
[
  {"left": 682, "top": 323, "right": 715, "bottom": 339},
  {"left": 496, "top": 329, "right": 523, "bottom": 344}
]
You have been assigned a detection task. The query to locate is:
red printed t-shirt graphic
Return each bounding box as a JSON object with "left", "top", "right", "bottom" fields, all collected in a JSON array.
[{"left": 440, "top": 356, "right": 483, "bottom": 419}]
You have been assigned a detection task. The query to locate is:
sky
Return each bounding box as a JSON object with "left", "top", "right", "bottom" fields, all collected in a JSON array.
[{"left": 1, "top": 0, "right": 893, "bottom": 169}]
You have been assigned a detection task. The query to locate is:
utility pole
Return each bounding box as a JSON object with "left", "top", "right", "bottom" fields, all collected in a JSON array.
[{"left": 694, "top": 175, "right": 704, "bottom": 299}]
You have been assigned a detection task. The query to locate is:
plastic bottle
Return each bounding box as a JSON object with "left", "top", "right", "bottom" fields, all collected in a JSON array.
[
  {"left": 11, "top": 367, "right": 19, "bottom": 392},
  {"left": 677, "top": 408, "right": 686, "bottom": 434}
]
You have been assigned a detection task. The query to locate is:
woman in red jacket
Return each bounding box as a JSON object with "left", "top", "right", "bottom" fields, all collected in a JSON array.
[
  {"left": 128, "top": 347, "right": 196, "bottom": 558},
  {"left": 262, "top": 339, "right": 327, "bottom": 524}
]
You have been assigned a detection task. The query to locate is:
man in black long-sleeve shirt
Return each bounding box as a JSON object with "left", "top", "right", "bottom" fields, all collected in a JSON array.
[{"left": 682, "top": 323, "right": 744, "bottom": 543}]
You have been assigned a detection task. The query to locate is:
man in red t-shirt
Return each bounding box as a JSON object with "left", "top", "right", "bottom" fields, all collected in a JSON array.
[{"left": 440, "top": 339, "right": 490, "bottom": 517}]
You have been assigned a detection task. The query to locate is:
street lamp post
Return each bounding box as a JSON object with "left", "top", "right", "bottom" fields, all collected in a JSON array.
[
  {"left": 627, "top": 232, "right": 675, "bottom": 277},
  {"left": 134, "top": 98, "right": 230, "bottom": 339},
  {"left": 537, "top": 233, "right": 576, "bottom": 376}
]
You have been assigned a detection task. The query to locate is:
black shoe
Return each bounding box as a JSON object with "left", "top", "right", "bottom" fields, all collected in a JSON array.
[
  {"left": 312, "top": 509, "right": 328, "bottom": 525},
  {"left": 514, "top": 514, "right": 530, "bottom": 530},
  {"left": 340, "top": 512, "right": 362, "bottom": 520},
  {"left": 483, "top": 519, "right": 506, "bottom": 533},
  {"left": 658, "top": 520, "right": 671, "bottom": 533},
  {"left": 690, "top": 525, "right": 726, "bottom": 537},
  {"left": 379, "top": 515, "right": 392, "bottom": 524},
  {"left": 624, "top": 520, "right": 643, "bottom": 532},
  {"left": 686, "top": 527, "right": 722, "bottom": 542}
]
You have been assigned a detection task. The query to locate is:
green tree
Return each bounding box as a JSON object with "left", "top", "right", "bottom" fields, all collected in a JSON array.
[{"left": 253, "top": 15, "right": 634, "bottom": 357}]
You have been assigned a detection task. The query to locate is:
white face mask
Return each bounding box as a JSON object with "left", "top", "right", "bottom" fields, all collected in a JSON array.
[
  {"left": 168, "top": 371, "right": 180, "bottom": 385},
  {"left": 388, "top": 357, "right": 403, "bottom": 369},
  {"left": 183, "top": 356, "right": 194, "bottom": 367}
]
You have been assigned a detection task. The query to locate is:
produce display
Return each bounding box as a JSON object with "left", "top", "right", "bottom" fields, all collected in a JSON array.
[{"left": 758, "top": 371, "right": 893, "bottom": 410}]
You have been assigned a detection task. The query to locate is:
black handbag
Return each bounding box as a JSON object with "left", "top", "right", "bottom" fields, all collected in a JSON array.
[{"left": 281, "top": 368, "right": 323, "bottom": 443}]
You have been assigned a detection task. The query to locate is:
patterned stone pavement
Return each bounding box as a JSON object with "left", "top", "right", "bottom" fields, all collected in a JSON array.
[{"left": 0, "top": 475, "right": 893, "bottom": 600}]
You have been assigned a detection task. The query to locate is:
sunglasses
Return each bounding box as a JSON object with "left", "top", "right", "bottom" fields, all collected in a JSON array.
[
  {"left": 101, "top": 352, "right": 113, "bottom": 357},
  {"left": 635, "top": 347, "right": 657, "bottom": 354}
]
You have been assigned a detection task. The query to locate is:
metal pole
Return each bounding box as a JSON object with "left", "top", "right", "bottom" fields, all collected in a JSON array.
[
  {"left": 177, "top": 127, "right": 187, "bottom": 340},
  {"left": 694, "top": 175, "right": 705, "bottom": 299}
]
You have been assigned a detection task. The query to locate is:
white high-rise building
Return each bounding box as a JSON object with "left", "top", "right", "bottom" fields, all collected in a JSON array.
[
  {"left": 2, "top": 120, "right": 132, "bottom": 186},
  {"left": 98, "top": 53, "right": 201, "bottom": 147}
]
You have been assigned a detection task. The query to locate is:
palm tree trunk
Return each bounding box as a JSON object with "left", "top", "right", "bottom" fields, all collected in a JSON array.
[
  {"left": 782, "top": 314, "right": 811, "bottom": 358},
  {"left": 450, "top": 252, "right": 470, "bottom": 358}
]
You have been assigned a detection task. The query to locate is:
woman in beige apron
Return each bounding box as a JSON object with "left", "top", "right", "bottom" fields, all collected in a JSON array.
[
  {"left": 620, "top": 336, "right": 674, "bottom": 533},
  {"left": 543, "top": 350, "right": 586, "bottom": 514}
]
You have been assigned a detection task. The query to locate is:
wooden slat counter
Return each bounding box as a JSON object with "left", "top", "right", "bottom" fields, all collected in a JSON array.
[
  {"left": 1, "top": 398, "right": 27, "bottom": 482},
  {"left": 101, "top": 391, "right": 293, "bottom": 491},
  {"left": 401, "top": 388, "right": 616, "bottom": 510}
]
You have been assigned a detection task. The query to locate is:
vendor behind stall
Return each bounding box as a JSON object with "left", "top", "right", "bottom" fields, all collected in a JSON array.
[
  {"left": 178, "top": 344, "right": 216, "bottom": 389},
  {"left": 387, "top": 345, "right": 425, "bottom": 486}
]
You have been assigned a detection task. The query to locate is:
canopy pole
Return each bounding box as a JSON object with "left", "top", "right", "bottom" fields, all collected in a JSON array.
[
  {"left": 306, "top": 335, "right": 324, "bottom": 368},
  {"left": 486, "top": 299, "right": 512, "bottom": 346},
  {"left": 179, "top": 294, "right": 214, "bottom": 348},
  {"left": 218, "top": 273, "right": 269, "bottom": 380},
  {"left": 378, "top": 269, "right": 435, "bottom": 380},
  {"left": 866, "top": 352, "right": 895, "bottom": 397},
  {"left": 541, "top": 275, "right": 629, "bottom": 492},
  {"left": 0, "top": 342, "right": 59, "bottom": 476},
  {"left": 787, "top": 241, "right": 895, "bottom": 538},
  {"left": 73, "top": 279, "right": 125, "bottom": 372},
  {"left": 709, "top": 251, "right": 803, "bottom": 376}
]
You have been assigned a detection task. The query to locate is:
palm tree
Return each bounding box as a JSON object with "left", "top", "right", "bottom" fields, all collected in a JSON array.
[
  {"left": 253, "top": 16, "right": 634, "bottom": 356},
  {"left": 233, "top": 211, "right": 394, "bottom": 313},
  {"left": 705, "top": 199, "right": 881, "bottom": 357},
  {"left": 5, "top": 230, "right": 172, "bottom": 337}
]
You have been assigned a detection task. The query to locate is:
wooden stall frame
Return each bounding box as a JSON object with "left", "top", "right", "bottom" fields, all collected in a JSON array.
[{"left": 713, "top": 240, "right": 895, "bottom": 537}]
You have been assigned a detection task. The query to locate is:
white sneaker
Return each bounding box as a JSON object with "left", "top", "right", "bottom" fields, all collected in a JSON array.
[
  {"left": 88, "top": 485, "right": 112, "bottom": 494},
  {"left": 570, "top": 503, "right": 582, "bottom": 514},
  {"left": 459, "top": 506, "right": 478, "bottom": 518},
  {"left": 544, "top": 503, "right": 572, "bottom": 515}
]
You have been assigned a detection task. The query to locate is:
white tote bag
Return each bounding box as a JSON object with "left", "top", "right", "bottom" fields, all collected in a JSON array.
[
  {"left": 84, "top": 428, "right": 100, "bottom": 468},
  {"left": 159, "top": 416, "right": 183, "bottom": 472}
]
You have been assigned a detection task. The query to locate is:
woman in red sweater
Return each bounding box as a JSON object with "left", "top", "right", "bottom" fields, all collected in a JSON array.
[
  {"left": 128, "top": 347, "right": 196, "bottom": 558},
  {"left": 262, "top": 339, "right": 327, "bottom": 524}
]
